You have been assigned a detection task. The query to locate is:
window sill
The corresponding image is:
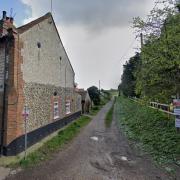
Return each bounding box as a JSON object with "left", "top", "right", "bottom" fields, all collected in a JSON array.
[{"left": 53, "top": 116, "right": 60, "bottom": 120}]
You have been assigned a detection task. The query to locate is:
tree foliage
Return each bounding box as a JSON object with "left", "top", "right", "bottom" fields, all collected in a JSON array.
[
  {"left": 136, "top": 13, "right": 180, "bottom": 103},
  {"left": 133, "top": 0, "right": 179, "bottom": 39},
  {"left": 119, "top": 1, "right": 180, "bottom": 103},
  {"left": 119, "top": 53, "right": 141, "bottom": 97},
  {"left": 87, "top": 86, "right": 100, "bottom": 105}
]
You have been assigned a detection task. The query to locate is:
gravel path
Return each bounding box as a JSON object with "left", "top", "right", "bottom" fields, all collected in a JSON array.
[{"left": 6, "top": 101, "right": 171, "bottom": 180}]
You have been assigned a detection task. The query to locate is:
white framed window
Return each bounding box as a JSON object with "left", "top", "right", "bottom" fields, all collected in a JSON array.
[
  {"left": 53, "top": 101, "right": 59, "bottom": 119},
  {"left": 65, "top": 100, "right": 71, "bottom": 114}
]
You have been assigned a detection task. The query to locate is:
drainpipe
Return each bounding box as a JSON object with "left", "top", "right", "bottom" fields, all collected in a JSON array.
[
  {"left": 65, "top": 64, "right": 67, "bottom": 112},
  {"left": 0, "top": 37, "right": 8, "bottom": 155}
]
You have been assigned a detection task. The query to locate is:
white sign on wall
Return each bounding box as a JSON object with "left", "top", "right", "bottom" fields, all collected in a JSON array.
[
  {"left": 22, "top": 106, "right": 30, "bottom": 119},
  {"left": 174, "top": 109, "right": 180, "bottom": 115},
  {"left": 173, "top": 99, "right": 180, "bottom": 128},
  {"left": 175, "top": 118, "right": 180, "bottom": 128}
]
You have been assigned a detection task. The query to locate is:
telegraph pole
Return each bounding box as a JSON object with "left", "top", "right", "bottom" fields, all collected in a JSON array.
[
  {"left": 50, "top": 0, "right": 53, "bottom": 14},
  {"left": 99, "top": 80, "right": 101, "bottom": 93},
  {"left": 140, "top": 33, "right": 143, "bottom": 49}
]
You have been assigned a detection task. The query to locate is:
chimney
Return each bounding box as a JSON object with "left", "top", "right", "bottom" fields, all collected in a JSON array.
[
  {"left": 2, "top": 11, "right": 6, "bottom": 20},
  {"left": 10, "top": 17, "right": 13, "bottom": 24}
]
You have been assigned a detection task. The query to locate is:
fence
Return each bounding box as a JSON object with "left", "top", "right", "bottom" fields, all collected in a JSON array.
[
  {"left": 130, "top": 98, "right": 175, "bottom": 116},
  {"left": 149, "top": 102, "right": 175, "bottom": 116}
]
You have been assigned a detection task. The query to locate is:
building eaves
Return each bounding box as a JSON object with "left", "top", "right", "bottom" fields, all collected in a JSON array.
[{"left": 17, "top": 12, "right": 51, "bottom": 34}]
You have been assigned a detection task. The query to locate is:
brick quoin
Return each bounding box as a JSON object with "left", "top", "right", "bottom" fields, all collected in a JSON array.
[
  {"left": 0, "top": 44, "right": 5, "bottom": 138},
  {"left": 3, "top": 33, "right": 25, "bottom": 146},
  {"left": 0, "top": 12, "right": 82, "bottom": 156}
]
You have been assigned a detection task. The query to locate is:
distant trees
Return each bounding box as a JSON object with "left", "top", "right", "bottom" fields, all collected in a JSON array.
[
  {"left": 119, "top": 1, "right": 180, "bottom": 103},
  {"left": 87, "top": 86, "right": 100, "bottom": 105},
  {"left": 119, "top": 53, "right": 141, "bottom": 97},
  {"left": 101, "top": 89, "right": 111, "bottom": 100}
]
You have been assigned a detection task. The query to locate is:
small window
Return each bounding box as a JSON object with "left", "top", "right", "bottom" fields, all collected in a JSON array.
[
  {"left": 37, "top": 42, "right": 41, "bottom": 48},
  {"left": 65, "top": 100, "right": 71, "bottom": 115},
  {"left": 53, "top": 101, "right": 59, "bottom": 119}
]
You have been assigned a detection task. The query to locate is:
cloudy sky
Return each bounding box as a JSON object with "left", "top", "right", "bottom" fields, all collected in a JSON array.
[{"left": 1, "top": 0, "right": 155, "bottom": 89}]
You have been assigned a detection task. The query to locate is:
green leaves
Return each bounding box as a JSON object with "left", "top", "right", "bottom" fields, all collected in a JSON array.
[
  {"left": 118, "top": 2, "right": 180, "bottom": 102},
  {"left": 88, "top": 86, "right": 101, "bottom": 105},
  {"left": 119, "top": 7, "right": 180, "bottom": 103},
  {"left": 132, "top": 13, "right": 180, "bottom": 103},
  {"left": 119, "top": 53, "right": 141, "bottom": 97}
]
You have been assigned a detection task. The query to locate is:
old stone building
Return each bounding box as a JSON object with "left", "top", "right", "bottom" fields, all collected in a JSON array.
[
  {"left": 76, "top": 89, "right": 91, "bottom": 114},
  {"left": 0, "top": 11, "right": 81, "bottom": 156}
]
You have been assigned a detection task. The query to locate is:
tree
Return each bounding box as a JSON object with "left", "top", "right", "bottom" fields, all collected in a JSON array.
[
  {"left": 133, "top": 0, "right": 179, "bottom": 40},
  {"left": 87, "top": 86, "right": 100, "bottom": 105},
  {"left": 119, "top": 53, "right": 141, "bottom": 97},
  {"left": 118, "top": 1, "right": 180, "bottom": 103},
  {"left": 133, "top": 1, "right": 180, "bottom": 103},
  {"left": 101, "top": 89, "right": 111, "bottom": 100}
]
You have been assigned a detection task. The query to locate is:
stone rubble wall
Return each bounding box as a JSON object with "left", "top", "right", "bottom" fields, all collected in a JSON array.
[
  {"left": 24, "top": 82, "right": 81, "bottom": 133},
  {"left": 20, "top": 16, "right": 75, "bottom": 88}
]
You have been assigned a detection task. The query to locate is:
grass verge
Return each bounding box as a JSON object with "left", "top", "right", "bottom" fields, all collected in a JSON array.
[
  {"left": 89, "top": 97, "right": 110, "bottom": 116},
  {"left": 10, "top": 116, "right": 91, "bottom": 169},
  {"left": 115, "top": 97, "right": 180, "bottom": 174},
  {"left": 89, "top": 105, "right": 102, "bottom": 116},
  {"left": 105, "top": 102, "right": 114, "bottom": 128}
]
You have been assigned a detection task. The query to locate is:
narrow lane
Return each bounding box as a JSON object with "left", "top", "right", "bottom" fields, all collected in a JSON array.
[{"left": 6, "top": 101, "right": 170, "bottom": 180}]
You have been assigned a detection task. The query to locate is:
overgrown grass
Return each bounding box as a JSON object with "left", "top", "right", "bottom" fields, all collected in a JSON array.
[
  {"left": 10, "top": 116, "right": 91, "bottom": 168},
  {"left": 89, "top": 96, "right": 110, "bottom": 116},
  {"left": 105, "top": 103, "right": 114, "bottom": 128},
  {"left": 89, "top": 105, "right": 101, "bottom": 116},
  {"left": 115, "top": 97, "right": 180, "bottom": 169},
  {"left": 88, "top": 91, "right": 114, "bottom": 117}
]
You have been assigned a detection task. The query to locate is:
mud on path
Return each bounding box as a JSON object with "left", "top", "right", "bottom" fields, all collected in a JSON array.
[{"left": 6, "top": 101, "right": 172, "bottom": 180}]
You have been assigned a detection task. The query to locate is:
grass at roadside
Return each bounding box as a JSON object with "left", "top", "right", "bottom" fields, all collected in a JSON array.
[
  {"left": 10, "top": 116, "right": 91, "bottom": 169},
  {"left": 89, "top": 105, "right": 102, "bottom": 116},
  {"left": 115, "top": 97, "right": 180, "bottom": 173},
  {"left": 105, "top": 102, "right": 114, "bottom": 128},
  {"left": 89, "top": 96, "right": 110, "bottom": 116}
]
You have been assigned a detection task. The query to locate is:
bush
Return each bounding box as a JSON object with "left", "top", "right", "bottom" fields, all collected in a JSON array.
[{"left": 87, "top": 86, "right": 100, "bottom": 105}]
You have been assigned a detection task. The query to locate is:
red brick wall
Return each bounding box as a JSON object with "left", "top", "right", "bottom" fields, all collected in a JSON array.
[
  {"left": 3, "top": 34, "right": 25, "bottom": 145},
  {"left": 0, "top": 44, "right": 5, "bottom": 143}
]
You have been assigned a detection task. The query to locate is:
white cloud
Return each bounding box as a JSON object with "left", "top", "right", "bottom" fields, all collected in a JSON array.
[{"left": 20, "top": 0, "right": 155, "bottom": 89}]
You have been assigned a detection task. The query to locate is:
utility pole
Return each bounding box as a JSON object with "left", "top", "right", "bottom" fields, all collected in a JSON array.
[
  {"left": 140, "top": 33, "right": 143, "bottom": 49},
  {"left": 50, "top": 0, "right": 53, "bottom": 14},
  {"left": 99, "top": 80, "right": 101, "bottom": 93}
]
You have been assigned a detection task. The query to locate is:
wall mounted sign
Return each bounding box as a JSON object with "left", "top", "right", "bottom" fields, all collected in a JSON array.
[{"left": 173, "top": 99, "right": 180, "bottom": 128}]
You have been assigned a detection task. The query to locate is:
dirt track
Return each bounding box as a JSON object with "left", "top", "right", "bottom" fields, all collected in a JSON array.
[{"left": 6, "top": 101, "right": 172, "bottom": 180}]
